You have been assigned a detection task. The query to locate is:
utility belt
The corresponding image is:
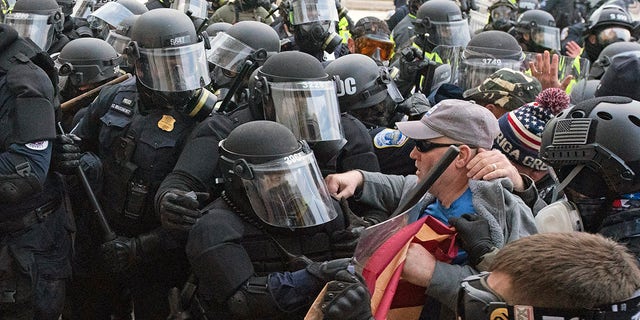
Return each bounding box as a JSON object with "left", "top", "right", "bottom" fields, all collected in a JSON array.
[{"left": 0, "top": 199, "right": 60, "bottom": 234}]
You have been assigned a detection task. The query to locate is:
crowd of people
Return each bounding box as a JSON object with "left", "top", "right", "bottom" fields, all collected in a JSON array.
[{"left": 2, "top": 0, "right": 640, "bottom": 319}]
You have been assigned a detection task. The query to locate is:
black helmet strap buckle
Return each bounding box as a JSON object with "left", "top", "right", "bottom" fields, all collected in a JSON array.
[{"left": 232, "top": 158, "right": 255, "bottom": 180}]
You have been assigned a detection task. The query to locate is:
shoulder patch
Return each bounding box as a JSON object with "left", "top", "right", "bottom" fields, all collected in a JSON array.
[
  {"left": 25, "top": 140, "right": 49, "bottom": 151},
  {"left": 373, "top": 128, "right": 408, "bottom": 149}
]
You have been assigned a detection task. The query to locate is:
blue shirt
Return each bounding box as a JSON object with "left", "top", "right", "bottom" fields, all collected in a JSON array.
[{"left": 421, "top": 188, "right": 475, "bottom": 264}]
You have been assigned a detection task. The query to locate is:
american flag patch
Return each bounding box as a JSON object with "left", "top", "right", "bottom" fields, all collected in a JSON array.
[{"left": 552, "top": 119, "right": 591, "bottom": 145}]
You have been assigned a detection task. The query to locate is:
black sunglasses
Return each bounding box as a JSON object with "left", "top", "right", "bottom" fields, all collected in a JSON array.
[{"left": 413, "top": 140, "right": 462, "bottom": 153}]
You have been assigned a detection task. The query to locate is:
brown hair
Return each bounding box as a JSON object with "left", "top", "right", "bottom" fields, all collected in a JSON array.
[{"left": 490, "top": 232, "right": 640, "bottom": 309}]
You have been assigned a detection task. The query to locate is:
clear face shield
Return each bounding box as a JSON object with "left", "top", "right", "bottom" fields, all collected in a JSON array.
[
  {"left": 430, "top": 20, "right": 471, "bottom": 47},
  {"left": 237, "top": 151, "right": 338, "bottom": 228},
  {"left": 529, "top": 25, "right": 561, "bottom": 52},
  {"left": 4, "top": 12, "right": 57, "bottom": 51},
  {"left": 170, "top": 0, "right": 208, "bottom": 19},
  {"left": 446, "top": 45, "right": 525, "bottom": 91},
  {"left": 71, "top": 0, "right": 94, "bottom": 19},
  {"left": 290, "top": 0, "right": 339, "bottom": 25},
  {"left": 105, "top": 30, "right": 129, "bottom": 54},
  {"left": 207, "top": 32, "right": 254, "bottom": 73},
  {"left": 87, "top": 2, "right": 133, "bottom": 35},
  {"left": 263, "top": 80, "right": 344, "bottom": 143},
  {"left": 597, "top": 27, "right": 631, "bottom": 46},
  {"left": 134, "top": 41, "right": 211, "bottom": 92}
]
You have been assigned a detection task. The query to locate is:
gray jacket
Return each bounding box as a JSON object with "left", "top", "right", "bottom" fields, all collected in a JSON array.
[{"left": 355, "top": 171, "right": 538, "bottom": 315}]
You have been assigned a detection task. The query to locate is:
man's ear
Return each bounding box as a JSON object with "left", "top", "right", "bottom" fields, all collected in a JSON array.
[
  {"left": 347, "top": 38, "right": 355, "bottom": 54},
  {"left": 455, "top": 145, "right": 476, "bottom": 168}
]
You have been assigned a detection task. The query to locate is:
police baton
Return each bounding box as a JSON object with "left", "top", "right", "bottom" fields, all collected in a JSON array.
[
  {"left": 216, "top": 49, "right": 267, "bottom": 114},
  {"left": 60, "top": 73, "right": 132, "bottom": 113},
  {"left": 57, "top": 123, "right": 117, "bottom": 243}
]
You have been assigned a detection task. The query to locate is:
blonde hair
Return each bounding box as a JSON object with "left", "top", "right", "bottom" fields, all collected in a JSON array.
[{"left": 491, "top": 232, "right": 640, "bottom": 308}]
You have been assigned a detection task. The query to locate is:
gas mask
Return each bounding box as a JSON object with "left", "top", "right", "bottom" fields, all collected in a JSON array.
[
  {"left": 138, "top": 86, "right": 217, "bottom": 120},
  {"left": 457, "top": 273, "right": 640, "bottom": 320},
  {"left": 294, "top": 21, "right": 342, "bottom": 54}
]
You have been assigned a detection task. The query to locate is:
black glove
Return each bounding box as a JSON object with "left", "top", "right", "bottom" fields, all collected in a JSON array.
[
  {"left": 306, "top": 258, "right": 354, "bottom": 284},
  {"left": 448, "top": 214, "right": 494, "bottom": 267},
  {"left": 159, "top": 189, "right": 209, "bottom": 232},
  {"left": 395, "top": 92, "right": 431, "bottom": 119},
  {"left": 101, "top": 232, "right": 162, "bottom": 273},
  {"left": 321, "top": 270, "right": 373, "bottom": 320},
  {"left": 52, "top": 133, "right": 83, "bottom": 175},
  {"left": 101, "top": 236, "right": 140, "bottom": 273},
  {"left": 398, "top": 46, "right": 431, "bottom": 83}
]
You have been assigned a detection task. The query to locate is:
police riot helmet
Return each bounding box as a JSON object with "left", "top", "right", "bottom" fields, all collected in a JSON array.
[
  {"left": 252, "top": 51, "right": 344, "bottom": 148},
  {"left": 413, "top": 0, "right": 471, "bottom": 47},
  {"left": 128, "top": 9, "right": 214, "bottom": 118},
  {"left": 514, "top": 9, "right": 561, "bottom": 52},
  {"left": 208, "top": 20, "right": 280, "bottom": 73},
  {"left": 589, "top": 41, "right": 640, "bottom": 79},
  {"left": 87, "top": 0, "right": 147, "bottom": 39},
  {"left": 57, "top": 37, "right": 121, "bottom": 88},
  {"left": 540, "top": 96, "right": 640, "bottom": 197},
  {"left": 458, "top": 30, "right": 524, "bottom": 90},
  {"left": 324, "top": 54, "right": 402, "bottom": 125},
  {"left": 586, "top": 4, "right": 633, "bottom": 44},
  {"left": 5, "top": 0, "right": 64, "bottom": 51},
  {"left": 205, "top": 22, "right": 232, "bottom": 38},
  {"left": 289, "top": 0, "right": 342, "bottom": 54},
  {"left": 219, "top": 121, "right": 338, "bottom": 228}
]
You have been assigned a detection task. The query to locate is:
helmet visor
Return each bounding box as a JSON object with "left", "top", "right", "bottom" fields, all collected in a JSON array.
[
  {"left": 597, "top": 27, "right": 631, "bottom": 46},
  {"left": 171, "top": 0, "right": 208, "bottom": 19},
  {"left": 431, "top": 20, "right": 471, "bottom": 47},
  {"left": 88, "top": 2, "right": 133, "bottom": 28},
  {"left": 458, "top": 58, "right": 524, "bottom": 90},
  {"left": 105, "top": 31, "right": 129, "bottom": 54},
  {"left": 4, "top": 13, "right": 54, "bottom": 51},
  {"left": 445, "top": 45, "right": 525, "bottom": 90},
  {"left": 135, "top": 41, "right": 211, "bottom": 92},
  {"left": 207, "top": 32, "right": 254, "bottom": 72},
  {"left": 291, "top": 0, "right": 339, "bottom": 25},
  {"left": 72, "top": 0, "right": 93, "bottom": 19},
  {"left": 267, "top": 81, "right": 344, "bottom": 143},
  {"left": 530, "top": 25, "right": 561, "bottom": 51},
  {"left": 242, "top": 151, "right": 338, "bottom": 228},
  {"left": 354, "top": 34, "right": 395, "bottom": 61}
]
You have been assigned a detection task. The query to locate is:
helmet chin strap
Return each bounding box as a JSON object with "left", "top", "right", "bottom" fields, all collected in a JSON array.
[{"left": 551, "top": 164, "right": 585, "bottom": 202}]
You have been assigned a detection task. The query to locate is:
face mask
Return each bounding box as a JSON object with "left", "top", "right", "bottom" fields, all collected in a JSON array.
[{"left": 535, "top": 200, "right": 584, "bottom": 233}]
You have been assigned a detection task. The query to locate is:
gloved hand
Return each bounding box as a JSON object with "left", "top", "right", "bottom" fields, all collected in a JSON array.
[
  {"left": 398, "top": 46, "right": 431, "bottom": 83},
  {"left": 448, "top": 214, "right": 495, "bottom": 267},
  {"left": 395, "top": 92, "right": 431, "bottom": 119},
  {"left": 52, "top": 133, "right": 83, "bottom": 175},
  {"left": 330, "top": 199, "right": 373, "bottom": 257},
  {"left": 101, "top": 236, "right": 140, "bottom": 273},
  {"left": 159, "top": 189, "right": 209, "bottom": 232},
  {"left": 321, "top": 270, "right": 373, "bottom": 320},
  {"left": 306, "top": 258, "right": 354, "bottom": 284},
  {"left": 167, "top": 287, "right": 191, "bottom": 320}
]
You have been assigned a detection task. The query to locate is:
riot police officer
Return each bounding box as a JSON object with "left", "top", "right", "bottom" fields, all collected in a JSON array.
[
  {"left": 104, "top": 14, "right": 139, "bottom": 74},
  {"left": 155, "top": 51, "right": 380, "bottom": 236},
  {"left": 483, "top": 0, "right": 518, "bottom": 33},
  {"left": 0, "top": 23, "right": 72, "bottom": 320},
  {"left": 3, "top": 0, "right": 67, "bottom": 54},
  {"left": 185, "top": 120, "right": 361, "bottom": 319},
  {"left": 87, "top": 0, "right": 148, "bottom": 39},
  {"left": 588, "top": 41, "right": 640, "bottom": 79},
  {"left": 510, "top": 9, "right": 561, "bottom": 53},
  {"left": 410, "top": 0, "right": 471, "bottom": 55},
  {"left": 581, "top": 3, "right": 634, "bottom": 63},
  {"left": 56, "top": 37, "right": 122, "bottom": 129},
  {"left": 57, "top": 9, "right": 216, "bottom": 319},
  {"left": 389, "top": 0, "right": 427, "bottom": 53},
  {"left": 540, "top": 96, "right": 640, "bottom": 257}
]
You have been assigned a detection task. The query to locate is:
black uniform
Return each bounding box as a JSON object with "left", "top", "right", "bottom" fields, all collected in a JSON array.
[
  {"left": 0, "top": 24, "right": 72, "bottom": 320},
  {"left": 68, "top": 76, "right": 198, "bottom": 319}
]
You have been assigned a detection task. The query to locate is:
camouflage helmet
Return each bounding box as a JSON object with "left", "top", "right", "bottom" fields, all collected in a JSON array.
[{"left": 462, "top": 68, "right": 542, "bottom": 111}]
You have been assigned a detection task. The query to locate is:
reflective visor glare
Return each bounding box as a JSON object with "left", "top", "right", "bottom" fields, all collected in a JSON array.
[
  {"left": 242, "top": 152, "right": 338, "bottom": 228},
  {"left": 268, "top": 81, "right": 343, "bottom": 142},
  {"left": 459, "top": 59, "right": 523, "bottom": 90},
  {"left": 89, "top": 2, "right": 133, "bottom": 28},
  {"left": 136, "top": 42, "right": 211, "bottom": 92},
  {"left": 72, "top": 0, "right": 93, "bottom": 19},
  {"left": 4, "top": 13, "right": 53, "bottom": 51},
  {"left": 207, "top": 32, "right": 254, "bottom": 72},
  {"left": 291, "top": 0, "right": 338, "bottom": 25},
  {"left": 597, "top": 27, "right": 631, "bottom": 45},
  {"left": 171, "top": 0, "right": 208, "bottom": 19},
  {"left": 355, "top": 35, "right": 394, "bottom": 61},
  {"left": 433, "top": 20, "right": 471, "bottom": 47},
  {"left": 105, "top": 31, "right": 129, "bottom": 54}
]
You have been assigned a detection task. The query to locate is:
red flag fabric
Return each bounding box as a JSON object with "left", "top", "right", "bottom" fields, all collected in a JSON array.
[{"left": 361, "top": 215, "right": 458, "bottom": 320}]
